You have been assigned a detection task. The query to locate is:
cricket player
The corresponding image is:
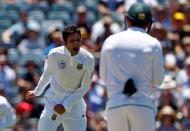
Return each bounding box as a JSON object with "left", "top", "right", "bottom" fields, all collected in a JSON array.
[
  {"left": 0, "top": 86, "right": 16, "bottom": 130},
  {"left": 26, "top": 25, "right": 95, "bottom": 131},
  {"left": 100, "top": 3, "right": 165, "bottom": 131}
]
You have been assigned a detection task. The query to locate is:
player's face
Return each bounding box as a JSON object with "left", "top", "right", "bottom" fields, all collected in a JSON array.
[{"left": 66, "top": 33, "right": 81, "bottom": 56}]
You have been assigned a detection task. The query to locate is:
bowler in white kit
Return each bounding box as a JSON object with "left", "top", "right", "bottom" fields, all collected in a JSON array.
[
  {"left": 26, "top": 25, "right": 95, "bottom": 131},
  {"left": 100, "top": 3, "right": 165, "bottom": 131}
]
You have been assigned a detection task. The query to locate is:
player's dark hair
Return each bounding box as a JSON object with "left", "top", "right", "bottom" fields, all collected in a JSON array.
[{"left": 62, "top": 25, "right": 81, "bottom": 42}]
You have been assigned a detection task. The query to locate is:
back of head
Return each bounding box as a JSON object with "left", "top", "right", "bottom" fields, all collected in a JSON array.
[{"left": 126, "top": 3, "right": 153, "bottom": 26}]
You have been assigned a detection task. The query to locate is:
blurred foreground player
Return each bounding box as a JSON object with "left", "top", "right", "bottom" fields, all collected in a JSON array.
[
  {"left": 100, "top": 3, "right": 165, "bottom": 131},
  {"left": 0, "top": 85, "right": 16, "bottom": 130}
]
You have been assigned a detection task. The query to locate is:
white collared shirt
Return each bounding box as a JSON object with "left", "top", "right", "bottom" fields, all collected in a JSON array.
[
  {"left": 34, "top": 46, "right": 95, "bottom": 112},
  {"left": 100, "top": 27, "right": 165, "bottom": 112}
]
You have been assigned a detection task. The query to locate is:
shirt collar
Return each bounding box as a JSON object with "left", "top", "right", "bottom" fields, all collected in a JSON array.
[
  {"left": 63, "top": 46, "right": 81, "bottom": 58},
  {"left": 128, "top": 26, "right": 146, "bottom": 33}
]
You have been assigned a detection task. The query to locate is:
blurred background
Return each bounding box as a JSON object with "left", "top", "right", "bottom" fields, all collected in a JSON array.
[{"left": 0, "top": 0, "right": 190, "bottom": 131}]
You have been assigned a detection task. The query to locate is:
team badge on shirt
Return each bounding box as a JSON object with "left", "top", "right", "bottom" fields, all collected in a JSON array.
[
  {"left": 58, "top": 60, "right": 66, "bottom": 69},
  {"left": 77, "top": 63, "right": 83, "bottom": 70}
]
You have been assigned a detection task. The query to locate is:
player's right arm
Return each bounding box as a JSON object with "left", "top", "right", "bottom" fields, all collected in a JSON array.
[{"left": 26, "top": 55, "right": 53, "bottom": 99}]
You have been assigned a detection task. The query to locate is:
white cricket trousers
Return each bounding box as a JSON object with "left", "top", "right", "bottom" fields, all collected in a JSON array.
[
  {"left": 38, "top": 110, "right": 87, "bottom": 131},
  {"left": 107, "top": 105, "right": 155, "bottom": 131}
]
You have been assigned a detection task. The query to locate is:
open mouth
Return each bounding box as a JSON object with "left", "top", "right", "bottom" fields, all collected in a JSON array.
[{"left": 73, "top": 47, "right": 79, "bottom": 52}]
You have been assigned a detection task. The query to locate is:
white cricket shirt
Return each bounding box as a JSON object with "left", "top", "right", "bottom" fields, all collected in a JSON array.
[
  {"left": 34, "top": 46, "right": 95, "bottom": 112},
  {"left": 100, "top": 27, "right": 165, "bottom": 113}
]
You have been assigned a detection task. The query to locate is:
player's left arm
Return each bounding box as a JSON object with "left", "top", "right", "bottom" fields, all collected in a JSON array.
[
  {"left": 62, "top": 55, "right": 95, "bottom": 112},
  {"left": 151, "top": 40, "right": 165, "bottom": 86}
]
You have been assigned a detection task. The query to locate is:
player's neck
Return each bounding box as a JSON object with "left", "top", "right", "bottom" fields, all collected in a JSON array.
[{"left": 65, "top": 47, "right": 77, "bottom": 56}]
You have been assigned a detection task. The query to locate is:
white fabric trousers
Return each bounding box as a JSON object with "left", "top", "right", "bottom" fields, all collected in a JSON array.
[
  {"left": 37, "top": 95, "right": 87, "bottom": 131},
  {"left": 38, "top": 110, "right": 87, "bottom": 131},
  {"left": 107, "top": 105, "right": 155, "bottom": 131}
]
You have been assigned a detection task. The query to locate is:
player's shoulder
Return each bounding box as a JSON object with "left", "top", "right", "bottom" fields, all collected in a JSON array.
[
  {"left": 48, "top": 46, "right": 65, "bottom": 56},
  {"left": 0, "top": 95, "right": 8, "bottom": 105},
  {"left": 49, "top": 46, "right": 64, "bottom": 53},
  {"left": 148, "top": 35, "right": 162, "bottom": 48},
  {"left": 79, "top": 48, "right": 95, "bottom": 71},
  {"left": 106, "top": 31, "right": 125, "bottom": 40},
  {"left": 80, "top": 48, "right": 94, "bottom": 59},
  {"left": 103, "top": 31, "right": 125, "bottom": 49},
  {"left": 79, "top": 48, "right": 94, "bottom": 61},
  {"left": 144, "top": 35, "right": 162, "bottom": 54}
]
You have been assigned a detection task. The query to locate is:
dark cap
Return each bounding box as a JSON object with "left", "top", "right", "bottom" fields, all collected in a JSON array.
[{"left": 126, "top": 3, "right": 153, "bottom": 25}]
